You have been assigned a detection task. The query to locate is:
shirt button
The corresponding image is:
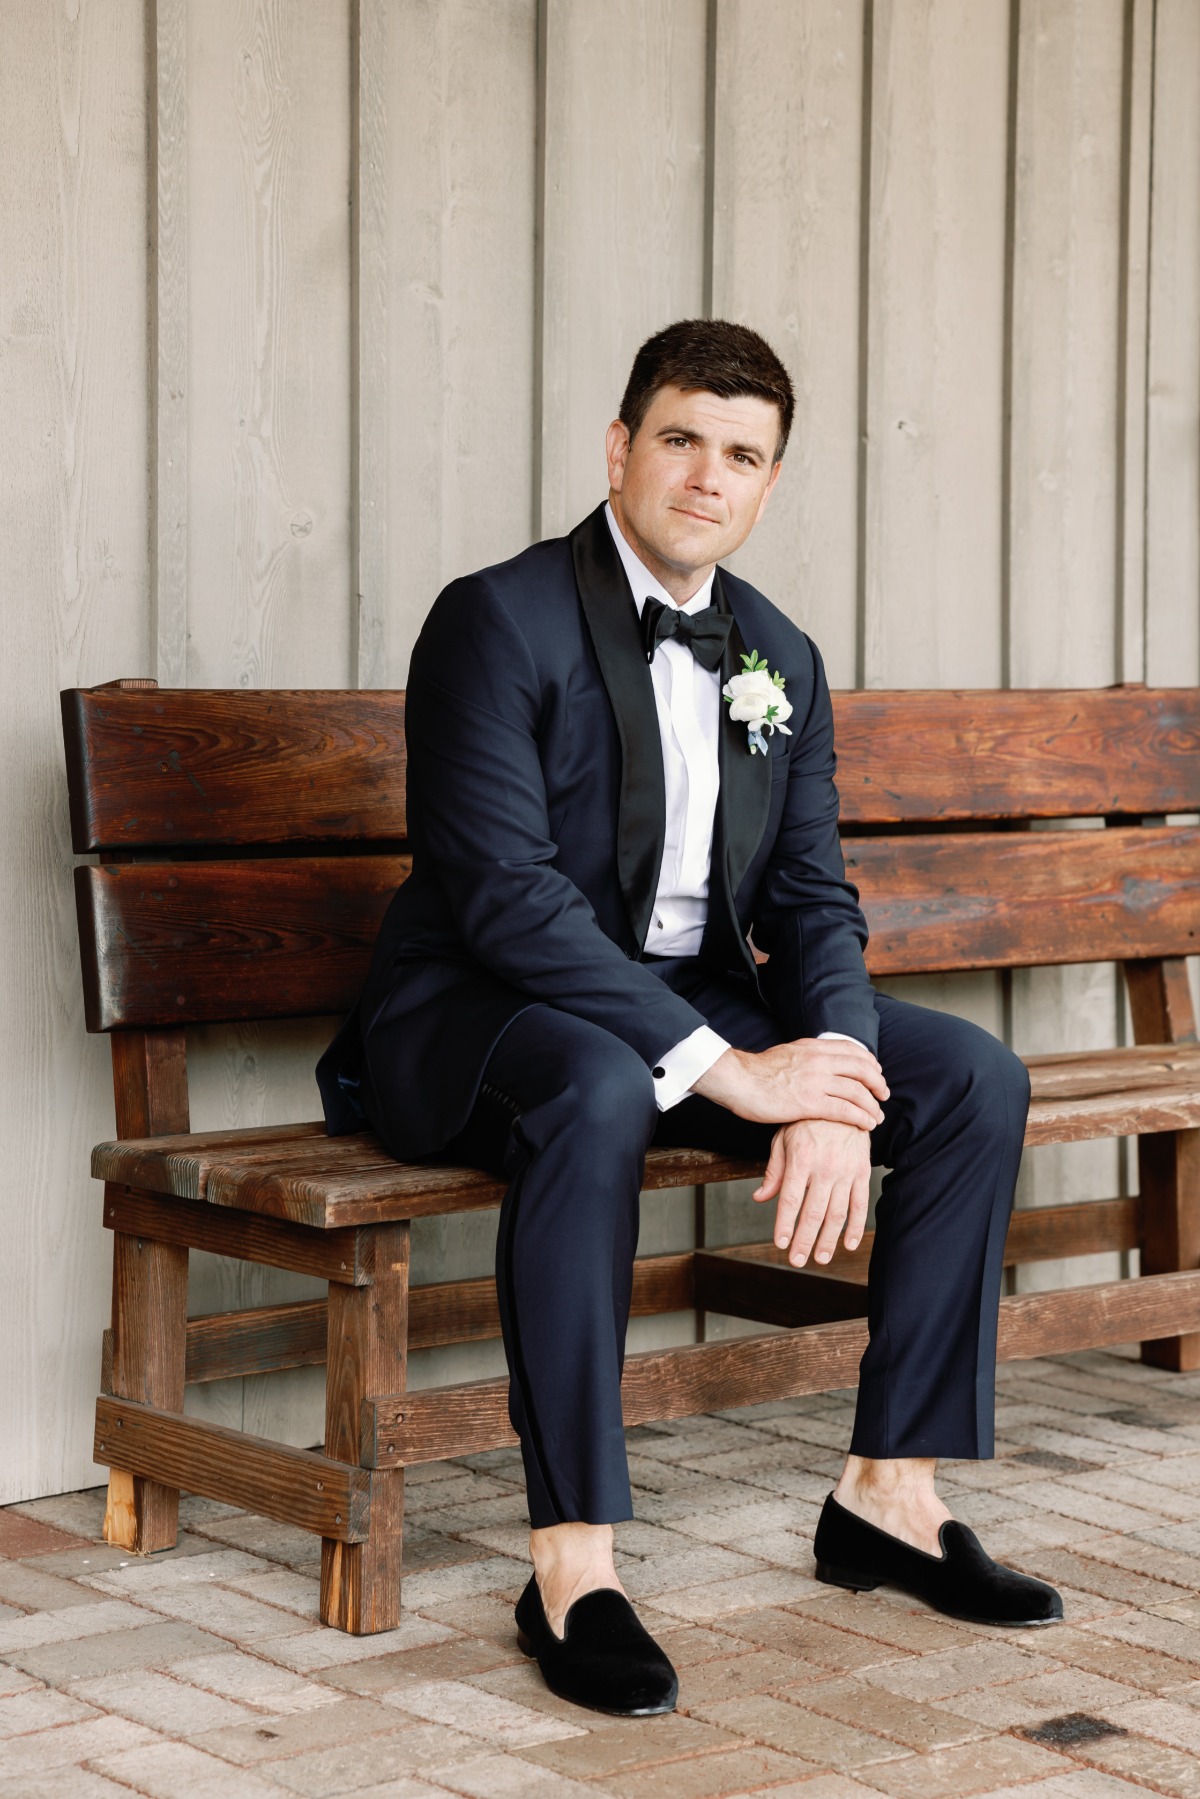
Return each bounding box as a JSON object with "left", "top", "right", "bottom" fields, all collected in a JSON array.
[{"left": 652, "top": 1066, "right": 665, "bottom": 1078}]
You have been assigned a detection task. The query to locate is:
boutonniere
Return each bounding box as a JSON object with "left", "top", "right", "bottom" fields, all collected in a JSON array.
[{"left": 722, "top": 651, "right": 793, "bottom": 755}]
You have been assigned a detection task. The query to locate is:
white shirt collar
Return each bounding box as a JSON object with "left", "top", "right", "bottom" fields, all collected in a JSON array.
[{"left": 604, "top": 501, "right": 716, "bottom": 617}]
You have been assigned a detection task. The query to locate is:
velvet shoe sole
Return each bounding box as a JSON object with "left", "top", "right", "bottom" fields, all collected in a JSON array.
[
  {"left": 515, "top": 1576, "right": 679, "bottom": 1716},
  {"left": 814, "top": 1493, "right": 1064, "bottom": 1627}
]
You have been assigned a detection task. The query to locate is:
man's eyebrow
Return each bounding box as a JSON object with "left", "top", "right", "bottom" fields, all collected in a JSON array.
[{"left": 655, "top": 424, "right": 768, "bottom": 461}]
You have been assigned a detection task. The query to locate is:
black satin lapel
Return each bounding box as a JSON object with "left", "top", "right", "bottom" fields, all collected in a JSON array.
[
  {"left": 715, "top": 570, "right": 772, "bottom": 912},
  {"left": 572, "top": 506, "right": 666, "bottom": 950}
]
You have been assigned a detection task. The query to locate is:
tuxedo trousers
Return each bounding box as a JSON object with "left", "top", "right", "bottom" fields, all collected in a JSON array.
[{"left": 421, "top": 960, "right": 1031, "bottom": 1529}]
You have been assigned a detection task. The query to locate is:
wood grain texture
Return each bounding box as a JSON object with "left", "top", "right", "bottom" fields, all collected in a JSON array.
[
  {"left": 94, "top": 1395, "right": 370, "bottom": 1539},
  {"left": 709, "top": 0, "right": 865, "bottom": 683},
  {"left": 365, "top": 1269, "right": 1200, "bottom": 1465},
  {"left": 180, "top": 0, "right": 357, "bottom": 1457},
  {"left": 1116, "top": 0, "right": 1155, "bottom": 684},
  {"left": 104, "top": 1028, "right": 190, "bottom": 1549},
  {"left": 849, "top": 825, "right": 1200, "bottom": 974},
  {"left": 61, "top": 687, "right": 408, "bottom": 851},
  {"left": 1128, "top": 958, "right": 1200, "bottom": 1370},
  {"left": 538, "top": 0, "right": 709, "bottom": 537},
  {"left": 0, "top": 0, "right": 151, "bottom": 1505},
  {"left": 185, "top": 0, "right": 352, "bottom": 691},
  {"left": 141, "top": 1250, "right": 698, "bottom": 1387},
  {"left": 151, "top": 0, "right": 188, "bottom": 686},
  {"left": 321, "top": 1222, "right": 407, "bottom": 1632},
  {"left": 75, "top": 856, "right": 407, "bottom": 1031},
  {"left": 104, "top": 1184, "right": 373, "bottom": 1284},
  {"left": 104, "top": 1231, "right": 188, "bottom": 1552},
  {"left": 114, "top": 1203, "right": 1148, "bottom": 1390},
  {"left": 1006, "top": 0, "right": 1132, "bottom": 1299},
  {"left": 61, "top": 683, "right": 1200, "bottom": 847},
  {"left": 793, "top": 1194, "right": 1144, "bottom": 1275},
  {"left": 831, "top": 687, "right": 1200, "bottom": 822},
  {"left": 358, "top": 0, "right": 538, "bottom": 688},
  {"left": 90, "top": 1038, "right": 1200, "bottom": 1232},
  {"left": 862, "top": 0, "right": 1009, "bottom": 690},
  {"left": 1145, "top": 0, "right": 1200, "bottom": 688},
  {"left": 93, "top": 1132, "right": 765, "bottom": 1228}
]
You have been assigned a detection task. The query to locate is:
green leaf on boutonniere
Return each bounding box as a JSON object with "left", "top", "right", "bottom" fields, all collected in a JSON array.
[{"left": 740, "top": 650, "right": 769, "bottom": 673}]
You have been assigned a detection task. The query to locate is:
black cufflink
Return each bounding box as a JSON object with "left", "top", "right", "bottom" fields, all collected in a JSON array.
[{"left": 652, "top": 1066, "right": 665, "bottom": 1078}]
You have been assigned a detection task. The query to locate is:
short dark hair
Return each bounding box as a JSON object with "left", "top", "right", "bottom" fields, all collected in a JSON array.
[{"left": 619, "top": 318, "right": 795, "bottom": 462}]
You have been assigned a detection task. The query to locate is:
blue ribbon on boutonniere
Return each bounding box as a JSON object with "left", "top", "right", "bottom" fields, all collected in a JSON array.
[{"left": 722, "top": 650, "right": 793, "bottom": 755}]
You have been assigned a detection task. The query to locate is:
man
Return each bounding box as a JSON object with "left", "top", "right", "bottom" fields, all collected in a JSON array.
[{"left": 318, "top": 318, "right": 1061, "bottom": 1717}]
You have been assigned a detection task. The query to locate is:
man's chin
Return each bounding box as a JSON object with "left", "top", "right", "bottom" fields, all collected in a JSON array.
[{"left": 656, "top": 520, "right": 733, "bottom": 570}]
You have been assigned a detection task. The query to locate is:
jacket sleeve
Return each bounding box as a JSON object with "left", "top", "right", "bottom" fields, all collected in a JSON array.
[
  {"left": 752, "top": 636, "right": 879, "bottom": 1053},
  {"left": 402, "top": 576, "right": 710, "bottom": 1068}
]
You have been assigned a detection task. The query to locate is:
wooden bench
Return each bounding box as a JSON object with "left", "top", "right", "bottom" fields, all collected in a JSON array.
[{"left": 61, "top": 677, "right": 1200, "bottom": 1634}]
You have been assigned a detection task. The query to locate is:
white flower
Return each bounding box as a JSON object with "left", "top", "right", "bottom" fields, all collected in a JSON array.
[
  {"left": 722, "top": 652, "right": 792, "bottom": 754},
  {"left": 723, "top": 670, "right": 793, "bottom": 730}
]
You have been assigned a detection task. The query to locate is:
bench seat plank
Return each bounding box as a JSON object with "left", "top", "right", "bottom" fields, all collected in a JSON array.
[
  {"left": 93, "top": 1136, "right": 766, "bottom": 1228},
  {"left": 92, "top": 1042, "right": 1200, "bottom": 1227}
]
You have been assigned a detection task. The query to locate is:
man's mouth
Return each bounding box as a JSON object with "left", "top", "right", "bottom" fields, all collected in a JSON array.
[{"left": 673, "top": 507, "right": 721, "bottom": 525}]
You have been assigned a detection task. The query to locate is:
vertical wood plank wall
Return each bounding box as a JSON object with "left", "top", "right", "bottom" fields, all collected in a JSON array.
[{"left": 1, "top": 0, "right": 1197, "bottom": 1501}]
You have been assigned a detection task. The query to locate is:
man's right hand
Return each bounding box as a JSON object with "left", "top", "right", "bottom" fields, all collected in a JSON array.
[{"left": 691, "top": 1038, "right": 888, "bottom": 1129}]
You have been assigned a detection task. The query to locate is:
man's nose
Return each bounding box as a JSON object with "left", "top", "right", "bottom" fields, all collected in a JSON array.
[{"left": 687, "top": 453, "right": 723, "bottom": 494}]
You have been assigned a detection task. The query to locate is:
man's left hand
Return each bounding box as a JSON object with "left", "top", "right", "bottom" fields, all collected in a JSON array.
[{"left": 753, "top": 1119, "right": 872, "bottom": 1267}]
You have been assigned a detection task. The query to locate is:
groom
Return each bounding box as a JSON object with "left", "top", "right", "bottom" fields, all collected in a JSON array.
[{"left": 318, "top": 318, "right": 1062, "bottom": 1715}]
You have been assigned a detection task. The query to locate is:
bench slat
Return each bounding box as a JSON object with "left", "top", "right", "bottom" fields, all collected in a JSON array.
[
  {"left": 63, "top": 684, "right": 1200, "bottom": 848},
  {"left": 100, "top": 1201, "right": 1143, "bottom": 1387},
  {"left": 75, "top": 858, "right": 408, "bottom": 1032},
  {"left": 90, "top": 1044, "right": 1200, "bottom": 1227},
  {"left": 75, "top": 825, "right": 1200, "bottom": 1032},
  {"left": 833, "top": 685, "right": 1200, "bottom": 822},
  {"left": 93, "top": 1137, "right": 766, "bottom": 1228},
  {"left": 850, "top": 824, "right": 1200, "bottom": 974},
  {"left": 94, "top": 1396, "right": 372, "bottom": 1539},
  {"left": 62, "top": 687, "right": 409, "bottom": 852},
  {"left": 362, "top": 1269, "right": 1200, "bottom": 1465}
]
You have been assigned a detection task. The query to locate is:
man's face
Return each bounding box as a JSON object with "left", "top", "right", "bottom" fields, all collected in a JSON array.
[{"left": 606, "top": 383, "right": 782, "bottom": 597}]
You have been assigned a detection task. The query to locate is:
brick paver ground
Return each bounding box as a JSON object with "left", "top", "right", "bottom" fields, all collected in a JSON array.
[{"left": 6, "top": 1348, "right": 1200, "bottom": 1796}]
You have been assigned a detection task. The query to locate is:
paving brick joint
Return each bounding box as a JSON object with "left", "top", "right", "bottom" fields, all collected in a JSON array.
[{"left": 5, "top": 1348, "right": 1200, "bottom": 1795}]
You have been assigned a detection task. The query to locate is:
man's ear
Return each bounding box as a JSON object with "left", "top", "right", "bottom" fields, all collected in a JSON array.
[
  {"left": 754, "top": 458, "right": 783, "bottom": 525},
  {"left": 606, "top": 418, "right": 631, "bottom": 494}
]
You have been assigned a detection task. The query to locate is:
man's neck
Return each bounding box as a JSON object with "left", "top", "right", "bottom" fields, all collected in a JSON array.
[{"left": 607, "top": 496, "right": 713, "bottom": 607}]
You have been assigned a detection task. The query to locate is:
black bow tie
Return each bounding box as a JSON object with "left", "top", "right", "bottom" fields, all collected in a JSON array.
[{"left": 641, "top": 597, "right": 733, "bottom": 671}]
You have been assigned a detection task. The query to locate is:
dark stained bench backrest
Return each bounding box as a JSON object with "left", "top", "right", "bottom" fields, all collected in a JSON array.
[{"left": 62, "top": 681, "right": 1200, "bottom": 1033}]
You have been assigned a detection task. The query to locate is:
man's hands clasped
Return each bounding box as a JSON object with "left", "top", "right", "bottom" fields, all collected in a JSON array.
[{"left": 691, "top": 1038, "right": 888, "bottom": 1270}]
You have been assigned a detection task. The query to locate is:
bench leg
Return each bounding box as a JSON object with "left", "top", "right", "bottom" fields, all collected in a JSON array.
[
  {"left": 1140, "top": 1129, "right": 1200, "bottom": 1372},
  {"left": 321, "top": 1222, "right": 409, "bottom": 1633},
  {"left": 1126, "top": 958, "right": 1200, "bottom": 1372},
  {"left": 103, "top": 1230, "right": 188, "bottom": 1551}
]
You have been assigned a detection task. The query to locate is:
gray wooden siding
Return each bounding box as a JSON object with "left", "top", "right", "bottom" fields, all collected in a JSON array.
[{"left": 1, "top": 0, "right": 1196, "bottom": 1501}]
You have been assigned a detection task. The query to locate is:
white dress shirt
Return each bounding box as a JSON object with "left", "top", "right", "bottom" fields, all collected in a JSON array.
[
  {"left": 604, "top": 505, "right": 862, "bottom": 1111},
  {"left": 604, "top": 506, "right": 733, "bottom": 1108}
]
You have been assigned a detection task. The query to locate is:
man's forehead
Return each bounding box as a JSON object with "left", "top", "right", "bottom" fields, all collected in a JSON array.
[{"left": 644, "top": 383, "right": 780, "bottom": 438}]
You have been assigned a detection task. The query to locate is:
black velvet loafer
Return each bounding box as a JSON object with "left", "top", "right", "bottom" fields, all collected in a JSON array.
[
  {"left": 515, "top": 1576, "right": 679, "bottom": 1716},
  {"left": 814, "top": 1493, "right": 1064, "bottom": 1627}
]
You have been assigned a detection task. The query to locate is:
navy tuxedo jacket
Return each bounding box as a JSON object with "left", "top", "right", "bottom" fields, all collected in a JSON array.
[{"left": 316, "top": 504, "right": 876, "bottom": 1158}]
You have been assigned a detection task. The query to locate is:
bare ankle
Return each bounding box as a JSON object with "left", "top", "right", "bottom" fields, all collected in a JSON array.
[
  {"left": 833, "top": 1457, "right": 950, "bottom": 1555},
  {"left": 529, "top": 1522, "right": 623, "bottom": 1637}
]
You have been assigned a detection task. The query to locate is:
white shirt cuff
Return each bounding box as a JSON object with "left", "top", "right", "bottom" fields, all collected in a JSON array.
[
  {"left": 818, "top": 1031, "right": 869, "bottom": 1051},
  {"left": 650, "top": 1025, "right": 731, "bottom": 1111}
]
